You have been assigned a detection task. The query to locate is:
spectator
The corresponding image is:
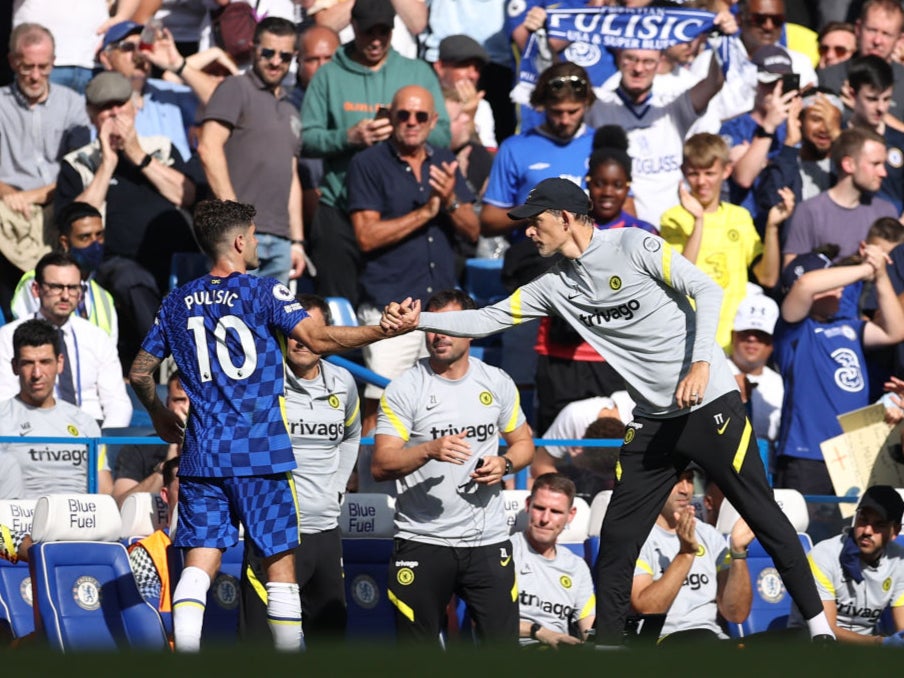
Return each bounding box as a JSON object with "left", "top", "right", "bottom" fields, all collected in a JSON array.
[
  {"left": 737, "top": 0, "right": 817, "bottom": 89},
  {"left": 55, "top": 70, "right": 199, "bottom": 368},
  {"left": 788, "top": 485, "right": 904, "bottom": 645},
  {"left": 728, "top": 291, "right": 783, "bottom": 458},
  {"left": 586, "top": 34, "right": 730, "bottom": 226},
  {"left": 241, "top": 294, "right": 361, "bottom": 642},
  {"left": 846, "top": 55, "right": 904, "bottom": 213},
  {"left": 0, "top": 252, "right": 132, "bottom": 428},
  {"left": 198, "top": 16, "right": 305, "bottom": 285},
  {"left": 10, "top": 202, "right": 118, "bottom": 345},
  {"left": 11, "top": 0, "right": 138, "bottom": 94},
  {"left": 0, "top": 22, "right": 90, "bottom": 321},
  {"left": 302, "top": 0, "right": 450, "bottom": 305},
  {"left": 347, "top": 85, "right": 478, "bottom": 431},
  {"left": 112, "top": 370, "right": 186, "bottom": 506},
  {"left": 289, "top": 25, "right": 341, "bottom": 229},
  {"left": 310, "top": 0, "right": 426, "bottom": 60},
  {"left": 372, "top": 289, "right": 534, "bottom": 644},
  {"left": 0, "top": 318, "right": 112, "bottom": 498},
  {"left": 774, "top": 245, "right": 904, "bottom": 495},
  {"left": 660, "top": 133, "right": 790, "bottom": 352},
  {"left": 818, "top": 0, "right": 904, "bottom": 125},
  {"left": 631, "top": 468, "right": 754, "bottom": 643},
  {"left": 782, "top": 127, "right": 897, "bottom": 267},
  {"left": 97, "top": 20, "right": 197, "bottom": 163},
  {"left": 432, "top": 35, "right": 496, "bottom": 151},
  {"left": 817, "top": 21, "right": 858, "bottom": 70},
  {"left": 514, "top": 473, "right": 595, "bottom": 647}
]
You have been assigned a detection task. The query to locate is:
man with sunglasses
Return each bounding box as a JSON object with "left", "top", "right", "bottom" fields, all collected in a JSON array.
[
  {"left": 818, "top": 0, "right": 904, "bottom": 124},
  {"left": 198, "top": 16, "right": 305, "bottom": 286},
  {"left": 738, "top": 0, "right": 817, "bottom": 91},
  {"left": 347, "top": 85, "right": 478, "bottom": 432},
  {"left": 0, "top": 22, "right": 90, "bottom": 323},
  {"left": 0, "top": 252, "right": 132, "bottom": 428},
  {"left": 817, "top": 22, "right": 857, "bottom": 70}
]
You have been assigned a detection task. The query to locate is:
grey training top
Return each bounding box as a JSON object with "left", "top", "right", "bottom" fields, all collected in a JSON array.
[{"left": 419, "top": 228, "right": 738, "bottom": 418}]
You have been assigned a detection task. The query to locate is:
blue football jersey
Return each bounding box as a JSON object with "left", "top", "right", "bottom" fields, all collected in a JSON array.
[{"left": 142, "top": 273, "right": 309, "bottom": 477}]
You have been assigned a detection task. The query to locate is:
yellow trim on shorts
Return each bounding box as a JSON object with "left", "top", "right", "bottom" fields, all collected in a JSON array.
[
  {"left": 246, "top": 564, "right": 268, "bottom": 604},
  {"left": 511, "top": 578, "right": 518, "bottom": 602},
  {"left": 615, "top": 460, "right": 622, "bottom": 482},
  {"left": 579, "top": 594, "right": 596, "bottom": 620},
  {"left": 346, "top": 397, "right": 360, "bottom": 428},
  {"left": 510, "top": 289, "right": 523, "bottom": 325},
  {"left": 731, "top": 419, "right": 752, "bottom": 473},
  {"left": 380, "top": 394, "right": 410, "bottom": 441},
  {"left": 636, "top": 559, "right": 653, "bottom": 576},
  {"left": 808, "top": 554, "right": 835, "bottom": 597},
  {"left": 662, "top": 244, "right": 673, "bottom": 287},
  {"left": 388, "top": 589, "right": 414, "bottom": 622},
  {"left": 285, "top": 472, "right": 301, "bottom": 538}
]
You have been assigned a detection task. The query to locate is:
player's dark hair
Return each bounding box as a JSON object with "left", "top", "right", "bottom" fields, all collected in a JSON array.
[
  {"left": 254, "top": 16, "right": 298, "bottom": 48},
  {"left": 162, "top": 456, "right": 180, "bottom": 488},
  {"left": 297, "top": 293, "right": 333, "bottom": 326},
  {"left": 34, "top": 251, "right": 81, "bottom": 284},
  {"left": 847, "top": 55, "right": 894, "bottom": 93},
  {"left": 589, "top": 125, "right": 632, "bottom": 181},
  {"left": 193, "top": 200, "right": 257, "bottom": 258},
  {"left": 531, "top": 473, "right": 576, "bottom": 506},
  {"left": 530, "top": 62, "right": 596, "bottom": 108},
  {"left": 56, "top": 202, "right": 102, "bottom": 237},
  {"left": 13, "top": 318, "right": 61, "bottom": 361},
  {"left": 426, "top": 288, "right": 477, "bottom": 312}
]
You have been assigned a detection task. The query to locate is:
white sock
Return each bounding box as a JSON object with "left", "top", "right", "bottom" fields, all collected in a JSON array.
[
  {"left": 806, "top": 611, "right": 835, "bottom": 638},
  {"left": 172, "top": 566, "right": 211, "bottom": 652},
  {"left": 266, "top": 582, "right": 304, "bottom": 652}
]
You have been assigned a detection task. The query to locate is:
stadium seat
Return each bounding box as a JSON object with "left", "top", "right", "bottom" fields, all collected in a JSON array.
[
  {"left": 502, "top": 489, "right": 531, "bottom": 533},
  {"left": 326, "top": 297, "right": 359, "bottom": 327},
  {"left": 0, "top": 500, "right": 37, "bottom": 639},
  {"left": 557, "top": 497, "right": 591, "bottom": 559},
  {"left": 726, "top": 533, "right": 814, "bottom": 638},
  {"left": 29, "top": 494, "right": 168, "bottom": 651},
  {"left": 463, "top": 258, "right": 507, "bottom": 307},
  {"left": 119, "top": 493, "right": 168, "bottom": 544},
  {"left": 585, "top": 490, "right": 612, "bottom": 568},
  {"left": 168, "top": 252, "right": 210, "bottom": 292},
  {"left": 339, "top": 493, "right": 396, "bottom": 640},
  {"left": 715, "top": 489, "right": 810, "bottom": 535}
]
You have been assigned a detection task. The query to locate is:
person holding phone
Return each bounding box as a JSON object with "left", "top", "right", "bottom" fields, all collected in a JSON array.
[{"left": 719, "top": 44, "right": 800, "bottom": 226}]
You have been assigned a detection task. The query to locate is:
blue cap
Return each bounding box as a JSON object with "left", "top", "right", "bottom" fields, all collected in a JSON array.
[
  {"left": 780, "top": 251, "right": 833, "bottom": 292},
  {"left": 102, "top": 21, "right": 143, "bottom": 51}
]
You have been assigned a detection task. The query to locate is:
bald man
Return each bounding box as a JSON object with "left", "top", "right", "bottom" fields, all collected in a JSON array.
[{"left": 346, "top": 84, "right": 479, "bottom": 433}]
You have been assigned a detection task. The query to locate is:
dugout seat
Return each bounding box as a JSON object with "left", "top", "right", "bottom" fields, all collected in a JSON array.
[
  {"left": 326, "top": 296, "right": 358, "bottom": 327},
  {"left": 119, "top": 492, "right": 168, "bottom": 545},
  {"left": 463, "top": 258, "right": 507, "bottom": 307},
  {"left": 726, "top": 532, "right": 814, "bottom": 638},
  {"left": 585, "top": 490, "right": 612, "bottom": 568},
  {"left": 339, "top": 493, "right": 396, "bottom": 640},
  {"left": 0, "top": 499, "right": 37, "bottom": 639},
  {"left": 715, "top": 489, "right": 809, "bottom": 535},
  {"left": 29, "top": 494, "right": 168, "bottom": 651}
]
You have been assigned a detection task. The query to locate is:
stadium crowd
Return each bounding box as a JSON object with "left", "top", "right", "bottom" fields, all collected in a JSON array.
[{"left": 5, "top": 0, "right": 904, "bottom": 651}]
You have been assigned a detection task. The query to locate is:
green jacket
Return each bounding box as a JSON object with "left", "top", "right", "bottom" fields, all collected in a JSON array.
[{"left": 301, "top": 44, "right": 451, "bottom": 211}]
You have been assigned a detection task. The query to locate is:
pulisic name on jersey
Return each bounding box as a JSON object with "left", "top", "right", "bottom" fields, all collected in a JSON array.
[{"left": 184, "top": 290, "right": 240, "bottom": 309}]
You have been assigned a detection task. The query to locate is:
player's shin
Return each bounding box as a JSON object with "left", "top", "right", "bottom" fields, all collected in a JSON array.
[
  {"left": 266, "top": 581, "right": 305, "bottom": 651},
  {"left": 173, "top": 566, "right": 211, "bottom": 652}
]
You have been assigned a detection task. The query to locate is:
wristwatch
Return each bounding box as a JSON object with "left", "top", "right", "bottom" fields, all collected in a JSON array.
[
  {"left": 444, "top": 199, "right": 461, "bottom": 214},
  {"left": 753, "top": 125, "right": 775, "bottom": 139},
  {"left": 502, "top": 455, "right": 514, "bottom": 476},
  {"left": 137, "top": 153, "right": 153, "bottom": 169},
  {"left": 529, "top": 622, "right": 542, "bottom": 640}
]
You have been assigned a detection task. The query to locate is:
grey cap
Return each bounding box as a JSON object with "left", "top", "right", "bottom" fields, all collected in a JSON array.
[
  {"left": 85, "top": 71, "right": 132, "bottom": 107},
  {"left": 438, "top": 35, "right": 489, "bottom": 65}
]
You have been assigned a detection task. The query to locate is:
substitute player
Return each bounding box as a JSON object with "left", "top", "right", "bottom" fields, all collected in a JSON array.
[
  {"left": 372, "top": 289, "right": 534, "bottom": 644},
  {"left": 240, "top": 294, "right": 360, "bottom": 642},
  {"left": 383, "top": 178, "right": 835, "bottom": 645},
  {"left": 129, "top": 200, "right": 419, "bottom": 652}
]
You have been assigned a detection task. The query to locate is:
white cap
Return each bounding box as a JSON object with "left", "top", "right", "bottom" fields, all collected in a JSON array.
[{"left": 733, "top": 294, "right": 779, "bottom": 334}]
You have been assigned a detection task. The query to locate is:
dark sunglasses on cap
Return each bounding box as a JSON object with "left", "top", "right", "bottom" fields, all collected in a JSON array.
[
  {"left": 548, "top": 74, "right": 587, "bottom": 96},
  {"left": 110, "top": 40, "right": 139, "bottom": 53},
  {"left": 258, "top": 47, "right": 295, "bottom": 63},
  {"left": 818, "top": 44, "right": 854, "bottom": 58},
  {"left": 396, "top": 109, "right": 430, "bottom": 124},
  {"left": 748, "top": 12, "right": 785, "bottom": 28}
]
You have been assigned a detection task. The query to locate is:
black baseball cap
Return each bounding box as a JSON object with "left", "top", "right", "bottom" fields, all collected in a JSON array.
[
  {"left": 351, "top": 0, "right": 395, "bottom": 32},
  {"left": 858, "top": 485, "right": 904, "bottom": 523},
  {"left": 780, "top": 250, "right": 833, "bottom": 292},
  {"left": 508, "top": 178, "right": 591, "bottom": 220}
]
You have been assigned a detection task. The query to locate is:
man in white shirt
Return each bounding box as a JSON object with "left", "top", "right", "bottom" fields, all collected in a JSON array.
[{"left": 0, "top": 251, "right": 132, "bottom": 428}]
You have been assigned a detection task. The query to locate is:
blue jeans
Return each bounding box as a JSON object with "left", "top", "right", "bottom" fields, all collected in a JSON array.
[
  {"left": 50, "top": 67, "right": 96, "bottom": 94},
  {"left": 250, "top": 233, "right": 291, "bottom": 284}
]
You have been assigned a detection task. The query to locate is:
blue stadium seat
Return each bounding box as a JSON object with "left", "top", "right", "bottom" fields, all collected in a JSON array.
[
  {"left": 0, "top": 500, "right": 37, "bottom": 639},
  {"left": 339, "top": 493, "right": 396, "bottom": 640},
  {"left": 463, "top": 258, "right": 507, "bottom": 307},
  {"left": 326, "top": 297, "right": 358, "bottom": 327},
  {"left": 29, "top": 494, "right": 167, "bottom": 651},
  {"left": 169, "top": 252, "right": 210, "bottom": 292},
  {"left": 727, "top": 533, "right": 814, "bottom": 638}
]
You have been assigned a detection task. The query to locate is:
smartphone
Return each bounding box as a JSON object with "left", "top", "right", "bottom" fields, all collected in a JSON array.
[
  {"left": 780, "top": 73, "right": 800, "bottom": 94},
  {"left": 374, "top": 106, "right": 391, "bottom": 122}
]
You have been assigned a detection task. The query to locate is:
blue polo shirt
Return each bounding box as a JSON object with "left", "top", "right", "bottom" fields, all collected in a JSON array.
[{"left": 346, "top": 140, "right": 474, "bottom": 307}]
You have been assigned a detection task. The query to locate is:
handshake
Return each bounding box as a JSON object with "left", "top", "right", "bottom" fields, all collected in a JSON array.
[{"left": 381, "top": 298, "right": 421, "bottom": 335}]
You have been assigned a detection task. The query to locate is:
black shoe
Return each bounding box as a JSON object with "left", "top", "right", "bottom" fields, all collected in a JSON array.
[{"left": 811, "top": 634, "right": 837, "bottom": 645}]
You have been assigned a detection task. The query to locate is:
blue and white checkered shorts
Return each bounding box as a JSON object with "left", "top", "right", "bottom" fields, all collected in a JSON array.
[{"left": 175, "top": 473, "right": 301, "bottom": 558}]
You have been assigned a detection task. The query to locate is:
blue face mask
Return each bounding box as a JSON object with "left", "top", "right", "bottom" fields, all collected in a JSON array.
[{"left": 69, "top": 241, "right": 104, "bottom": 272}]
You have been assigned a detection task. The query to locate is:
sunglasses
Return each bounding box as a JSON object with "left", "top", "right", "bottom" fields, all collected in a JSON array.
[
  {"left": 110, "top": 40, "right": 140, "bottom": 53},
  {"left": 548, "top": 74, "right": 588, "bottom": 95},
  {"left": 396, "top": 109, "right": 430, "bottom": 124},
  {"left": 818, "top": 44, "right": 854, "bottom": 58},
  {"left": 748, "top": 12, "right": 785, "bottom": 28},
  {"left": 258, "top": 47, "right": 295, "bottom": 63}
]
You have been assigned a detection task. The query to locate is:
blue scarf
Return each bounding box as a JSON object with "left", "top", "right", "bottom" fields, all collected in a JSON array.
[{"left": 839, "top": 531, "right": 867, "bottom": 583}]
